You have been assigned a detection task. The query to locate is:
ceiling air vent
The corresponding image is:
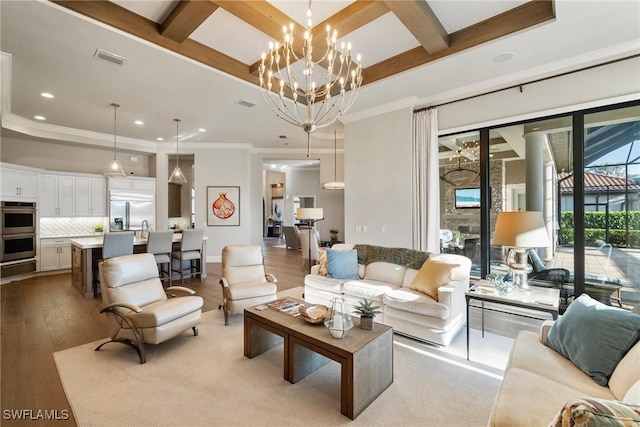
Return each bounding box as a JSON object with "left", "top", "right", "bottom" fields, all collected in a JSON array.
[
  {"left": 93, "top": 48, "right": 128, "bottom": 66},
  {"left": 236, "top": 99, "right": 256, "bottom": 108}
]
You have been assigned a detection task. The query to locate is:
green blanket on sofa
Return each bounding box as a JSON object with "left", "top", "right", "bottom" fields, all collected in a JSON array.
[{"left": 353, "top": 244, "right": 431, "bottom": 270}]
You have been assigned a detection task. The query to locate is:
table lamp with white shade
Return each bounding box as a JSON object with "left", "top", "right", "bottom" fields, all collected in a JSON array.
[
  {"left": 492, "top": 211, "right": 550, "bottom": 291},
  {"left": 296, "top": 208, "right": 324, "bottom": 273}
]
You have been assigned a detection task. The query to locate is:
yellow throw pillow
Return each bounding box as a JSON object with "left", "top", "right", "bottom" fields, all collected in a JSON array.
[
  {"left": 410, "top": 259, "right": 459, "bottom": 301},
  {"left": 317, "top": 250, "right": 328, "bottom": 276}
]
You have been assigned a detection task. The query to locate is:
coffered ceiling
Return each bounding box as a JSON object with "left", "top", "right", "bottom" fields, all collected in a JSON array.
[{"left": 1, "top": 1, "right": 639, "bottom": 155}]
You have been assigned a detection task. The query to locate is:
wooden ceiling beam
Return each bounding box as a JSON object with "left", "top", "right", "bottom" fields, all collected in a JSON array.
[
  {"left": 160, "top": 0, "right": 219, "bottom": 43},
  {"left": 383, "top": 0, "right": 448, "bottom": 54},
  {"left": 247, "top": 0, "right": 389, "bottom": 76},
  {"left": 364, "top": 0, "right": 555, "bottom": 86},
  {"left": 52, "top": 0, "right": 255, "bottom": 84},
  {"left": 53, "top": 0, "right": 555, "bottom": 93}
]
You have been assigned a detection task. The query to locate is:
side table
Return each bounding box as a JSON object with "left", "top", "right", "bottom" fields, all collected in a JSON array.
[{"left": 465, "top": 280, "right": 559, "bottom": 360}]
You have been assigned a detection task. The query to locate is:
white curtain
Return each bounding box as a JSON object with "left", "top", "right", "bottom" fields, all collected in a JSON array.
[{"left": 412, "top": 108, "right": 440, "bottom": 253}]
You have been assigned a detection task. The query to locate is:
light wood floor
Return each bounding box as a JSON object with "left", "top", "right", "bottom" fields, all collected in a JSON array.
[{"left": 0, "top": 238, "right": 304, "bottom": 427}]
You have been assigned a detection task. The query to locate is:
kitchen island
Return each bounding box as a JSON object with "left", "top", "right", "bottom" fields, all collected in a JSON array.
[{"left": 70, "top": 234, "right": 207, "bottom": 298}]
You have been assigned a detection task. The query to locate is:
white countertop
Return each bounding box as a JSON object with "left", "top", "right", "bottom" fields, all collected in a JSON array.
[{"left": 70, "top": 234, "right": 205, "bottom": 249}]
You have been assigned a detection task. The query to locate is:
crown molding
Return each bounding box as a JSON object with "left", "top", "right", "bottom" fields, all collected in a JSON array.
[
  {"left": 414, "top": 40, "right": 640, "bottom": 111},
  {"left": 340, "top": 97, "right": 418, "bottom": 124},
  {"left": 340, "top": 40, "right": 640, "bottom": 125},
  {"left": 2, "top": 113, "right": 158, "bottom": 153},
  {"left": 0, "top": 52, "right": 12, "bottom": 119}
]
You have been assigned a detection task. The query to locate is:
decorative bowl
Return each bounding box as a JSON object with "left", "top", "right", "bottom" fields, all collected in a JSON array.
[{"left": 299, "top": 305, "right": 328, "bottom": 324}]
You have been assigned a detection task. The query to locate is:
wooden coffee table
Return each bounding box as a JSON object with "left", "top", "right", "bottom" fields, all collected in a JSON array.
[{"left": 244, "top": 299, "right": 393, "bottom": 420}]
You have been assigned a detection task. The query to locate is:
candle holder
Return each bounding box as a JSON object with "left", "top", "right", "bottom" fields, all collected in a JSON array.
[{"left": 324, "top": 297, "right": 353, "bottom": 339}]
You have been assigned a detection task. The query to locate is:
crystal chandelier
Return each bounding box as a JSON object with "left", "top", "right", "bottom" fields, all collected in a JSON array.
[
  {"left": 258, "top": 0, "right": 362, "bottom": 157},
  {"left": 104, "top": 102, "right": 126, "bottom": 178},
  {"left": 168, "top": 118, "right": 188, "bottom": 184}
]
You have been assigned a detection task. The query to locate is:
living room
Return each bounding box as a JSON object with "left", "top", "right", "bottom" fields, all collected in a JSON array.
[{"left": 1, "top": 0, "right": 640, "bottom": 425}]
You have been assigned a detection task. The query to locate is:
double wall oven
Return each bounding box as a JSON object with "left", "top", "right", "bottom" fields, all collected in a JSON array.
[{"left": 1, "top": 201, "right": 37, "bottom": 263}]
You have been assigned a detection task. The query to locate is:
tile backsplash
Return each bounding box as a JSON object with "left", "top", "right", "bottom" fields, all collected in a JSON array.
[
  {"left": 40, "top": 217, "right": 107, "bottom": 238},
  {"left": 168, "top": 217, "right": 191, "bottom": 230}
]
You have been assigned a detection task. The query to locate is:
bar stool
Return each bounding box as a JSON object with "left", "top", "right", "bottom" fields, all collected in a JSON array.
[
  {"left": 171, "top": 228, "right": 205, "bottom": 285},
  {"left": 93, "top": 231, "right": 135, "bottom": 294},
  {"left": 102, "top": 231, "right": 135, "bottom": 259},
  {"left": 146, "top": 230, "right": 174, "bottom": 286}
]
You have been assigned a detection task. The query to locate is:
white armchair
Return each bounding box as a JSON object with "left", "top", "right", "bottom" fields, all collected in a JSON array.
[
  {"left": 219, "top": 245, "right": 278, "bottom": 325},
  {"left": 95, "top": 253, "right": 203, "bottom": 364}
]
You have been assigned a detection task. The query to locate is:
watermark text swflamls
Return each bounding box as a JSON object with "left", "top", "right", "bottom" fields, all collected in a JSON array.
[{"left": 3, "top": 409, "right": 70, "bottom": 421}]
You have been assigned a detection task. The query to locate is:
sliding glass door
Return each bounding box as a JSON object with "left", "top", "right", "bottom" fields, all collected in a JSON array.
[{"left": 437, "top": 100, "right": 640, "bottom": 308}]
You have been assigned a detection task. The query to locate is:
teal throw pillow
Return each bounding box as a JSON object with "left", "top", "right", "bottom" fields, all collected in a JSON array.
[
  {"left": 545, "top": 294, "right": 640, "bottom": 386},
  {"left": 326, "top": 249, "right": 359, "bottom": 280}
]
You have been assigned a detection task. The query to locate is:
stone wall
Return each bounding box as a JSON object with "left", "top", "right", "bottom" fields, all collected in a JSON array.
[{"left": 440, "top": 159, "right": 505, "bottom": 236}]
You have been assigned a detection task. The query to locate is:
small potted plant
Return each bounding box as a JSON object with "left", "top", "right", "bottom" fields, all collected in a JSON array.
[
  {"left": 452, "top": 230, "right": 461, "bottom": 246},
  {"left": 353, "top": 298, "right": 382, "bottom": 330},
  {"left": 94, "top": 224, "right": 104, "bottom": 234},
  {"left": 329, "top": 228, "right": 339, "bottom": 242}
]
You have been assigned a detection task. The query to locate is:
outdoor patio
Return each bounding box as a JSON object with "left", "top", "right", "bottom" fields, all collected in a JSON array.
[{"left": 551, "top": 245, "right": 640, "bottom": 307}]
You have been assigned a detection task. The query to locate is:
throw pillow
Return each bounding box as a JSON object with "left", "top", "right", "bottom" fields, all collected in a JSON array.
[
  {"left": 409, "top": 259, "right": 459, "bottom": 301},
  {"left": 545, "top": 294, "right": 640, "bottom": 387},
  {"left": 326, "top": 249, "right": 359, "bottom": 280},
  {"left": 317, "top": 250, "right": 328, "bottom": 276},
  {"left": 548, "top": 398, "right": 640, "bottom": 427}
]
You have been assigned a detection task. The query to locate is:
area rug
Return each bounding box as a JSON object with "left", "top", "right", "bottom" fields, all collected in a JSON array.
[{"left": 54, "top": 308, "right": 502, "bottom": 426}]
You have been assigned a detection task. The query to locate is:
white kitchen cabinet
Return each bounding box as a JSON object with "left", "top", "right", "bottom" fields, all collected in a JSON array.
[
  {"left": 75, "top": 176, "right": 106, "bottom": 216},
  {"left": 0, "top": 163, "right": 39, "bottom": 201},
  {"left": 107, "top": 177, "right": 155, "bottom": 192},
  {"left": 40, "top": 174, "right": 75, "bottom": 217},
  {"left": 40, "top": 238, "right": 72, "bottom": 271}
]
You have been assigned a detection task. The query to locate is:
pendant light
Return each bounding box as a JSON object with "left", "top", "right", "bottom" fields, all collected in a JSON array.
[
  {"left": 168, "top": 118, "right": 188, "bottom": 184},
  {"left": 104, "top": 103, "right": 126, "bottom": 178},
  {"left": 321, "top": 130, "right": 345, "bottom": 190}
]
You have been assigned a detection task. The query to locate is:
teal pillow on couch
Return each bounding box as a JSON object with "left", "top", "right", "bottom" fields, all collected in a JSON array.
[
  {"left": 326, "top": 249, "right": 359, "bottom": 279},
  {"left": 545, "top": 294, "right": 640, "bottom": 386}
]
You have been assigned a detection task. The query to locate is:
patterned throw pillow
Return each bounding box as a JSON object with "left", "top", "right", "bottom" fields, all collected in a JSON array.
[
  {"left": 409, "top": 259, "right": 459, "bottom": 301},
  {"left": 317, "top": 250, "right": 328, "bottom": 276},
  {"left": 548, "top": 398, "right": 640, "bottom": 427}
]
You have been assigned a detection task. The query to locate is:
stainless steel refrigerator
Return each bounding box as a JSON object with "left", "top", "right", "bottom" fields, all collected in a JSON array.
[{"left": 109, "top": 190, "right": 155, "bottom": 231}]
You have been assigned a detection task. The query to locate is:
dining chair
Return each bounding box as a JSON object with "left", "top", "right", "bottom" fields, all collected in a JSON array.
[
  {"left": 146, "top": 230, "right": 174, "bottom": 286},
  {"left": 171, "top": 228, "right": 205, "bottom": 285},
  {"left": 282, "top": 226, "right": 301, "bottom": 250}
]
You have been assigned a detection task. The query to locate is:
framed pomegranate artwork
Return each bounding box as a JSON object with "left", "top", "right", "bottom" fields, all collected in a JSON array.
[{"left": 207, "top": 186, "right": 240, "bottom": 226}]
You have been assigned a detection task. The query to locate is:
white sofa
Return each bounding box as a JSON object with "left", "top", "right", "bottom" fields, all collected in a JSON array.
[
  {"left": 489, "top": 320, "right": 640, "bottom": 426},
  {"left": 303, "top": 244, "right": 472, "bottom": 346}
]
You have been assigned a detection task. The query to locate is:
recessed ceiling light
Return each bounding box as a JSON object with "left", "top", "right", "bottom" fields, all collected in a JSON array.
[
  {"left": 198, "top": 128, "right": 206, "bottom": 132},
  {"left": 492, "top": 52, "right": 515, "bottom": 63},
  {"left": 34, "top": 115, "right": 46, "bottom": 121},
  {"left": 156, "top": 137, "right": 164, "bottom": 141},
  {"left": 40, "top": 92, "right": 54, "bottom": 99},
  {"left": 134, "top": 120, "right": 144, "bottom": 125}
]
